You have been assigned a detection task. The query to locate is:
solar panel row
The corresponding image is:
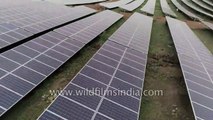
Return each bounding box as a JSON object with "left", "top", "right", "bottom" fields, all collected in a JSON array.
[
  {"left": 64, "top": 0, "right": 107, "bottom": 5},
  {"left": 21, "top": 6, "right": 96, "bottom": 34},
  {"left": 0, "top": 2, "right": 86, "bottom": 25},
  {"left": 38, "top": 12, "right": 153, "bottom": 120},
  {"left": 99, "top": 0, "right": 133, "bottom": 9},
  {"left": 140, "top": 0, "right": 156, "bottom": 15},
  {"left": 0, "top": 2, "right": 96, "bottom": 51},
  {"left": 119, "top": 0, "right": 145, "bottom": 12},
  {"left": 0, "top": 2, "right": 75, "bottom": 22},
  {"left": 192, "top": 0, "right": 213, "bottom": 13},
  {"left": 36, "top": 0, "right": 107, "bottom": 5},
  {"left": 202, "top": 0, "right": 213, "bottom": 7},
  {"left": 167, "top": 16, "right": 213, "bottom": 120},
  {"left": 171, "top": 0, "right": 201, "bottom": 20},
  {"left": 171, "top": 0, "right": 213, "bottom": 31},
  {"left": 0, "top": 0, "right": 31, "bottom": 10},
  {"left": 181, "top": 0, "right": 213, "bottom": 19},
  {"left": 202, "top": 21, "right": 213, "bottom": 30},
  {"left": 0, "top": 6, "right": 40, "bottom": 22},
  {"left": 109, "top": 13, "right": 153, "bottom": 53},
  {"left": 0, "top": 10, "right": 123, "bottom": 117},
  {"left": 160, "top": 0, "right": 177, "bottom": 17}
]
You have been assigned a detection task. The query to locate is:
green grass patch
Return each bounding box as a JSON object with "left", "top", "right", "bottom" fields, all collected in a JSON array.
[
  {"left": 139, "top": 0, "right": 195, "bottom": 120},
  {"left": 193, "top": 29, "right": 213, "bottom": 53}
]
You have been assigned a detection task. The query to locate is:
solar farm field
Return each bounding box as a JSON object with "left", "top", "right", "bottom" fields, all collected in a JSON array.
[{"left": 0, "top": 0, "right": 212, "bottom": 120}]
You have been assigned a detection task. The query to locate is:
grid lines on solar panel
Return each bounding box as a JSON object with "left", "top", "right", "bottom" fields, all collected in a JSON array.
[
  {"left": 38, "top": 12, "right": 153, "bottom": 120},
  {"left": 0, "top": 10, "right": 123, "bottom": 117},
  {"left": 109, "top": 13, "right": 153, "bottom": 54},
  {"left": 0, "top": 2, "right": 96, "bottom": 51},
  {"left": 166, "top": 16, "right": 213, "bottom": 120},
  {"left": 38, "top": 41, "right": 146, "bottom": 120}
]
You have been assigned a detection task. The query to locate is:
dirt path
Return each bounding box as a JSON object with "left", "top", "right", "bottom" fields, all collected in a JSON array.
[{"left": 139, "top": 0, "right": 195, "bottom": 120}]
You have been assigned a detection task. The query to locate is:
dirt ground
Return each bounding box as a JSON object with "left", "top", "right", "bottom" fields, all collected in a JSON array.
[
  {"left": 141, "top": 54, "right": 195, "bottom": 120},
  {"left": 85, "top": 3, "right": 132, "bottom": 19},
  {"left": 85, "top": 4, "right": 103, "bottom": 11},
  {"left": 154, "top": 16, "right": 166, "bottom": 23},
  {"left": 186, "top": 21, "right": 208, "bottom": 29},
  {"left": 140, "top": 17, "right": 195, "bottom": 120},
  {"left": 154, "top": 16, "right": 208, "bottom": 29}
]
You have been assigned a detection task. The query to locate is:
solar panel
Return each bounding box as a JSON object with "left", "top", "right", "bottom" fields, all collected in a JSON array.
[
  {"left": 166, "top": 16, "right": 213, "bottom": 120},
  {"left": 0, "top": 2, "right": 60, "bottom": 22},
  {"left": 192, "top": 0, "right": 213, "bottom": 12},
  {"left": 36, "top": 0, "right": 107, "bottom": 5},
  {"left": 109, "top": 13, "right": 153, "bottom": 53},
  {"left": 0, "top": 0, "right": 31, "bottom": 10},
  {"left": 64, "top": 0, "right": 107, "bottom": 5},
  {"left": 201, "top": 0, "right": 213, "bottom": 7},
  {"left": 140, "top": 0, "right": 156, "bottom": 15},
  {"left": 168, "top": 0, "right": 213, "bottom": 31},
  {"left": 119, "top": 0, "right": 145, "bottom": 12},
  {"left": 99, "top": 0, "right": 133, "bottom": 9},
  {"left": 181, "top": 0, "right": 213, "bottom": 19},
  {"left": 38, "top": 12, "right": 153, "bottom": 120},
  {"left": 0, "top": 3, "right": 94, "bottom": 25},
  {"left": 0, "top": 2, "right": 96, "bottom": 51},
  {"left": 202, "top": 21, "right": 213, "bottom": 30},
  {"left": 0, "top": 10, "right": 123, "bottom": 117},
  {"left": 171, "top": 0, "right": 202, "bottom": 20},
  {"left": 160, "top": 0, "right": 177, "bottom": 17}
]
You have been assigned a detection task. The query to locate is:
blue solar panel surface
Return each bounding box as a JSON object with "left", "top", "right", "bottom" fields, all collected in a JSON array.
[
  {"left": 0, "top": 10, "right": 122, "bottom": 117},
  {"left": 0, "top": 1, "right": 96, "bottom": 51},
  {"left": 38, "top": 12, "right": 153, "bottom": 120},
  {"left": 167, "top": 16, "right": 213, "bottom": 120}
]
